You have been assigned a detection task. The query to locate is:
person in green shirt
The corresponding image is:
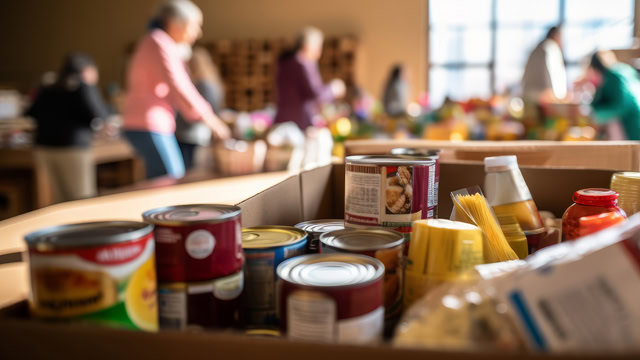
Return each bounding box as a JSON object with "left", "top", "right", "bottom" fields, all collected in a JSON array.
[{"left": 586, "top": 50, "right": 640, "bottom": 140}]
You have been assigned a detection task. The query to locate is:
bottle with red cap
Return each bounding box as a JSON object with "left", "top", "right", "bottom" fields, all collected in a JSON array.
[{"left": 561, "top": 188, "right": 627, "bottom": 241}]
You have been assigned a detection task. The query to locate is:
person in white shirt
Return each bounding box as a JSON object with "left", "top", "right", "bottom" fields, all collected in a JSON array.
[{"left": 521, "top": 26, "right": 567, "bottom": 102}]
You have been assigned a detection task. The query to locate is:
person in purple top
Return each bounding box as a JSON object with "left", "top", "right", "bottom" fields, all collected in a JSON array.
[{"left": 274, "top": 27, "right": 345, "bottom": 130}]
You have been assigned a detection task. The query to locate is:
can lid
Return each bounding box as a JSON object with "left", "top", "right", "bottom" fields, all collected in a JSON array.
[
  {"left": 346, "top": 155, "right": 435, "bottom": 166},
  {"left": 143, "top": 204, "right": 241, "bottom": 225},
  {"left": 573, "top": 188, "right": 619, "bottom": 206},
  {"left": 242, "top": 226, "right": 307, "bottom": 249},
  {"left": 319, "top": 229, "right": 403, "bottom": 252},
  {"left": 294, "top": 219, "right": 345, "bottom": 235},
  {"left": 484, "top": 155, "right": 518, "bottom": 172},
  {"left": 277, "top": 253, "right": 384, "bottom": 288},
  {"left": 25, "top": 221, "right": 153, "bottom": 249},
  {"left": 391, "top": 148, "right": 440, "bottom": 157}
]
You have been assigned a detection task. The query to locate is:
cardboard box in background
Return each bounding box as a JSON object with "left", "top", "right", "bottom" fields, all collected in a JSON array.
[
  {"left": 0, "top": 163, "right": 631, "bottom": 359},
  {"left": 344, "top": 140, "right": 640, "bottom": 171}
]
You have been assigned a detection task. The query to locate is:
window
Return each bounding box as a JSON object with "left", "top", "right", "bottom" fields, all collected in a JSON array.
[{"left": 428, "top": 0, "right": 635, "bottom": 107}]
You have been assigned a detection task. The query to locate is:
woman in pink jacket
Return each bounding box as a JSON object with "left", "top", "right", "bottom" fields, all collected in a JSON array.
[{"left": 123, "top": 0, "right": 229, "bottom": 179}]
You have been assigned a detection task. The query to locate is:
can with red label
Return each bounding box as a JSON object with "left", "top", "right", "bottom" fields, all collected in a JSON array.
[
  {"left": 143, "top": 204, "right": 243, "bottom": 282},
  {"left": 294, "top": 219, "right": 345, "bottom": 253},
  {"left": 25, "top": 221, "right": 158, "bottom": 331},
  {"left": 391, "top": 148, "right": 440, "bottom": 217},
  {"left": 277, "top": 253, "right": 385, "bottom": 344},
  {"left": 344, "top": 155, "right": 436, "bottom": 253},
  {"left": 319, "top": 229, "right": 403, "bottom": 334}
]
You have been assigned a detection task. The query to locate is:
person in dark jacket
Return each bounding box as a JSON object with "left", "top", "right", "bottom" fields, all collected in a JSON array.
[
  {"left": 382, "top": 64, "right": 410, "bottom": 117},
  {"left": 273, "top": 26, "right": 345, "bottom": 130},
  {"left": 26, "top": 52, "right": 110, "bottom": 203}
]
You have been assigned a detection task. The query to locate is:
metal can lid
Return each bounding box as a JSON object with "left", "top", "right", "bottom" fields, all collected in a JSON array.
[
  {"left": 346, "top": 155, "right": 435, "bottom": 166},
  {"left": 320, "top": 229, "right": 404, "bottom": 252},
  {"left": 25, "top": 221, "right": 153, "bottom": 249},
  {"left": 277, "top": 253, "right": 384, "bottom": 288},
  {"left": 143, "top": 204, "right": 241, "bottom": 226},
  {"left": 242, "top": 226, "right": 307, "bottom": 249},
  {"left": 391, "top": 148, "right": 440, "bottom": 158},
  {"left": 245, "top": 329, "right": 281, "bottom": 337},
  {"left": 294, "top": 219, "right": 345, "bottom": 235}
]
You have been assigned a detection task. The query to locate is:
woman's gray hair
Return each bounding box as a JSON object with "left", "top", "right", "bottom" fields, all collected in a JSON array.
[{"left": 152, "top": 0, "right": 202, "bottom": 28}]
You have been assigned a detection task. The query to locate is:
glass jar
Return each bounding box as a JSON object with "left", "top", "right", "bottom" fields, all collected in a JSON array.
[{"left": 561, "top": 188, "right": 627, "bottom": 241}]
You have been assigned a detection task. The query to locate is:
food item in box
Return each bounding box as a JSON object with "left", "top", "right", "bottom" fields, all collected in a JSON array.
[
  {"left": 610, "top": 172, "right": 640, "bottom": 216},
  {"left": 294, "top": 219, "right": 345, "bottom": 253},
  {"left": 495, "top": 214, "right": 529, "bottom": 259},
  {"left": 241, "top": 226, "right": 307, "bottom": 327},
  {"left": 344, "top": 155, "right": 436, "bottom": 253},
  {"left": 452, "top": 189, "right": 519, "bottom": 262},
  {"left": 157, "top": 270, "right": 243, "bottom": 330},
  {"left": 561, "top": 188, "right": 626, "bottom": 241},
  {"left": 391, "top": 148, "right": 441, "bottom": 216},
  {"left": 484, "top": 156, "right": 545, "bottom": 254},
  {"left": 25, "top": 221, "right": 158, "bottom": 331},
  {"left": 143, "top": 204, "right": 244, "bottom": 282},
  {"left": 404, "top": 219, "right": 484, "bottom": 309},
  {"left": 319, "top": 228, "right": 404, "bottom": 332},
  {"left": 277, "top": 253, "right": 385, "bottom": 344}
]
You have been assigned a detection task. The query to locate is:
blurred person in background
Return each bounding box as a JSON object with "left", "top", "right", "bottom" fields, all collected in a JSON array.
[
  {"left": 26, "top": 53, "right": 109, "bottom": 203},
  {"left": 123, "top": 0, "right": 230, "bottom": 179},
  {"left": 175, "top": 46, "right": 225, "bottom": 170},
  {"left": 579, "top": 51, "right": 640, "bottom": 140},
  {"left": 272, "top": 26, "right": 345, "bottom": 170},
  {"left": 382, "top": 64, "right": 410, "bottom": 117},
  {"left": 521, "top": 26, "right": 567, "bottom": 102}
]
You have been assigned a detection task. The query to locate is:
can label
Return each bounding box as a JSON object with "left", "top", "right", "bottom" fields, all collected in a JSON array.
[
  {"left": 158, "top": 271, "right": 243, "bottom": 330},
  {"left": 28, "top": 234, "right": 158, "bottom": 331},
  {"left": 243, "top": 240, "right": 307, "bottom": 326},
  {"left": 345, "top": 163, "right": 435, "bottom": 249},
  {"left": 287, "top": 290, "right": 383, "bottom": 343}
]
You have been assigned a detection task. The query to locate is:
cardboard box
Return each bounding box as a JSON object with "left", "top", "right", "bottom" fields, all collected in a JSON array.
[
  {"left": 0, "top": 163, "right": 636, "bottom": 359},
  {"left": 344, "top": 140, "right": 640, "bottom": 171}
]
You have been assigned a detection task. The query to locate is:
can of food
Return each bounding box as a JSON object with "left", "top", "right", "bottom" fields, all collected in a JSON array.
[
  {"left": 294, "top": 219, "right": 345, "bottom": 253},
  {"left": 25, "top": 221, "right": 158, "bottom": 331},
  {"left": 242, "top": 226, "right": 308, "bottom": 327},
  {"left": 391, "top": 148, "right": 440, "bottom": 217},
  {"left": 277, "top": 253, "right": 385, "bottom": 344},
  {"left": 319, "top": 229, "right": 403, "bottom": 331},
  {"left": 157, "top": 270, "right": 243, "bottom": 330},
  {"left": 344, "top": 155, "right": 437, "bottom": 252},
  {"left": 143, "top": 204, "right": 243, "bottom": 282}
]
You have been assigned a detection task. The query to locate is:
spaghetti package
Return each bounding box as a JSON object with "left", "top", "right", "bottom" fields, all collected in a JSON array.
[
  {"left": 395, "top": 213, "right": 640, "bottom": 353},
  {"left": 450, "top": 187, "right": 519, "bottom": 263}
]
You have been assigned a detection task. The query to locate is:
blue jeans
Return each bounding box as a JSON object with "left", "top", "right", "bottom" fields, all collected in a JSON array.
[{"left": 124, "top": 131, "right": 185, "bottom": 179}]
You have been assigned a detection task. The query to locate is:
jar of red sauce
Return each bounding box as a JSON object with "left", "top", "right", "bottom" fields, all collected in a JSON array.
[{"left": 561, "top": 188, "right": 627, "bottom": 241}]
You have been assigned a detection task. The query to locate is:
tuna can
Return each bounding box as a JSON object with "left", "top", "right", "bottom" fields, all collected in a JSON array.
[
  {"left": 143, "top": 204, "right": 243, "bottom": 282},
  {"left": 391, "top": 148, "right": 440, "bottom": 217},
  {"left": 294, "top": 219, "right": 345, "bottom": 253},
  {"left": 242, "top": 226, "right": 308, "bottom": 327},
  {"left": 157, "top": 270, "right": 244, "bottom": 330},
  {"left": 25, "top": 221, "right": 158, "bottom": 331},
  {"left": 344, "top": 155, "right": 437, "bottom": 252},
  {"left": 277, "top": 253, "right": 385, "bottom": 344},
  {"left": 319, "top": 229, "right": 403, "bottom": 333}
]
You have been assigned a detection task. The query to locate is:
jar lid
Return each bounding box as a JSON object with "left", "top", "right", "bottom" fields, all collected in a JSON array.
[
  {"left": 573, "top": 188, "right": 619, "bottom": 206},
  {"left": 484, "top": 155, "right": 518, "bottom": 172}
]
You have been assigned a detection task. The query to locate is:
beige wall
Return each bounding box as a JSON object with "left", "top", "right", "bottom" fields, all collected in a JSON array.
[{"left": 0, "top": 0, "right": 427, "bottom": 100}]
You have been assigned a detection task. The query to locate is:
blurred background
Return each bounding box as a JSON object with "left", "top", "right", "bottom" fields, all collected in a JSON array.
[{"left": 0, "top": 0, "right": 638, "bottom": 219}]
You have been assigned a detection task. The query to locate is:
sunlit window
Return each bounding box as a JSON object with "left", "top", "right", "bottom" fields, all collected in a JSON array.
[{"left": 428, "top": 0, "right": 635, "bottom": 107}]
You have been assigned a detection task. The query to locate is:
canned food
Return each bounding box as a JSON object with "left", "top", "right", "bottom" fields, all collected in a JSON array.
[
  {"left": 277, "top": 253, "right": 385, "bottom": 344},
  {"left": 158, "top": 270, "right": 243, "bottom": 330},
  {"left": 246, "top": 328, "right": 282, "bottom": 337},
  {"left": 294, "top": 219, "right": 345, "bottom": 253},
  {"left": 143, "top": 204, "right": 243, "bottom": 282},
  {"left": 25, "top": 221, "right": 157, "bottom": 331},
  {"left": 344, "top": 155, "right": 437, "bottom": 252},
  {"left": 242, "top": 226, "right": 308, "bottom": 327},
  {"left": 391, "top": 148, "right": 440, "bottom": 217},
  {"left": 319, "top": 229, "right": 403, "bottom": 331}
]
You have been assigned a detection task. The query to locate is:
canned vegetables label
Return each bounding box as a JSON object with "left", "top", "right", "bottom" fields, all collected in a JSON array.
[
  {"left": 287, "top": 290, "right": 383, "bottom": 343},
  {"left": 29, "top": 234, "right": 158, "bottom": 331}
]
